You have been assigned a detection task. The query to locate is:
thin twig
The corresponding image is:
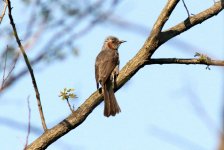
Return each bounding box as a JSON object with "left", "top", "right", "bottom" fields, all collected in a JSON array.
[
  {"left": 66, "top": 99, "right": 74, "bottom": 113},
  {"left": 2, "top": 51, "right": 18, "bottom": 83},
  {"left": 0, "top": 0, "right": 7, "bottom": 24},
  {"left": 24, "top": 96, "right": 31, "bottom": 150},
  {"left": 181, "top": 0, "right": 190, "bottom": 17},
  {"left": 0, "top": 47, "right": 18, "bottom": 91},
  {"left": 6, "top": 0, "right": 47, "bottom": 131},
  {"left": 145, "top": 58, "right": 224, "bottom": 66},
  {"left": 0, "top": 62, "right": 26, "bottom": 92}
]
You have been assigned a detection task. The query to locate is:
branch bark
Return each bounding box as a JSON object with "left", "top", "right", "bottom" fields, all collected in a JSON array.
[
  {"left": 6, "top": 0, "right": 47, "bottom": 131},
  {"left": 26, "top": 1, "right": 223, "bottom": 149}
]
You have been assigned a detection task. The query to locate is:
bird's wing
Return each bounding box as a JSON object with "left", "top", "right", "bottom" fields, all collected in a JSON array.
[
  {"left": 95, "top": 63, "right": 99, "bottom": 89},
  {"left": 96, "top": 50, "right": 118, "bottom": 84}
]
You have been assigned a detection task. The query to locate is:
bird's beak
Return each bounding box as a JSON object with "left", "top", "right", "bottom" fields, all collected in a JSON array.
[{"left": 119, "top": 40, "right": 126, "bottom": 44}]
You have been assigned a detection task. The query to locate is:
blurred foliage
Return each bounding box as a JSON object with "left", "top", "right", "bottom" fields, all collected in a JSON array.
[
  {"left": 0, "top": 0, "right": 117, "bottom": 63},
  {"left": 21, "top": 0, "right": 32, "bottom": 5},
  {"left": 0, "top": 0, "right": 118, "bottom": 89}
]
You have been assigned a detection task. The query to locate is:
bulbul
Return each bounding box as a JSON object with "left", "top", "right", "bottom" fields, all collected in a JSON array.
[{"left": 95, "top": 36, "right": 126, "bottom": 117}]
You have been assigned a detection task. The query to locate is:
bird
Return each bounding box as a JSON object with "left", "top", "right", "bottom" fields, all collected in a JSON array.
[{"left": 95, "top": 36, "right": 126, "bottom": 117}]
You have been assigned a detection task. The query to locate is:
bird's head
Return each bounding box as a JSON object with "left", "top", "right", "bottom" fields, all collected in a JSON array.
[{"left": 104, "top": 36, "right": 126, "bottom": 50}]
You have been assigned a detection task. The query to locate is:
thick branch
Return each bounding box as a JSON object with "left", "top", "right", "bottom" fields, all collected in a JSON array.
[
  {"left": 6, "top": 0, "right": 47, "bottom": 131},
  {"left": 27, "top": 1, "right": 223, "bottom": 149},
  {"left": 146, "top": 58, "right": 224, "bottom": 66},
  {"left": 159, "top": 1, "right": 224, "bottom": 44}
]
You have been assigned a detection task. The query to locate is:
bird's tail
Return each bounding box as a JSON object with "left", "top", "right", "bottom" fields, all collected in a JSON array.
[{"left": 103, "top": 79, "right": 121, "bottom": 117}]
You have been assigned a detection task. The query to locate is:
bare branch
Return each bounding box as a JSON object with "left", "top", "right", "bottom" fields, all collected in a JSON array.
[
  {"left": 0, "top": 24, "right": 46, "bottom": 93},
  {"left": 0, "top": 47, "right": 18, "bottom": 90},
  {"left": 0, "top": 0, "right": 7, "bottom": 24},
  {"left": 0, "top": 64, "right": 25, "bottom": 92},
  {"left": 6, "top": 0, "right": 47, "bottom": 131},
  {"left": 145, "top": 58, "right": 224, "bottom": 66},
  {"left": 66, "top": 99, "right": 74, "bottom": 113},
  {"left": 159, "top": 1, "right": 224, "bottom": 44}
]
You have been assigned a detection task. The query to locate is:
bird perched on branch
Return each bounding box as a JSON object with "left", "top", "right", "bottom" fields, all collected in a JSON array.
[{"left": 95, "top": 36, "right": 126, "bottom": 117}]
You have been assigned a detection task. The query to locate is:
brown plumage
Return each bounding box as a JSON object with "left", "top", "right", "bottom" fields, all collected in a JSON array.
[{"left": 95, "top": 36, "right": 126, "bottom": 117}]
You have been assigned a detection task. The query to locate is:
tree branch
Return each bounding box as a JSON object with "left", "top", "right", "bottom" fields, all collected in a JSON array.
[
  {"left": 159, "top": 1, "right": 224, "bottom": 44},
  {"left": 6, "top": 0, "right": 47, "bottom": 131},
  {"left": 145, "top": 58, "right": 224, "bottom": 66},
  {"left": 0, "top": 46, "right": 18, "bottom": 90},
  {"left": 153, "top": 0, "right": 180, "bottom": 34},
  {"left": 148, "top": 0, "right": 179, "bottom": 41},
  {"left": 27, "top": 1, "right": 223, "bottom": 149},
  {"left": 26, "top": 1, "right": 223, "bottom": 149}
]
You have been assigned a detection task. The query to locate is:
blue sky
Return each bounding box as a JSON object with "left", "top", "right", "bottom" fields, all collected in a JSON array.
[{"left": 0, "top": 0, "right": 223, "bottom": 150}]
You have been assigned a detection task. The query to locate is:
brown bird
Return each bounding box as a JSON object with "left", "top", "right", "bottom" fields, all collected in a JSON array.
[{"left": 95, "top": 36, "right": 126, "bottom": 117}]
